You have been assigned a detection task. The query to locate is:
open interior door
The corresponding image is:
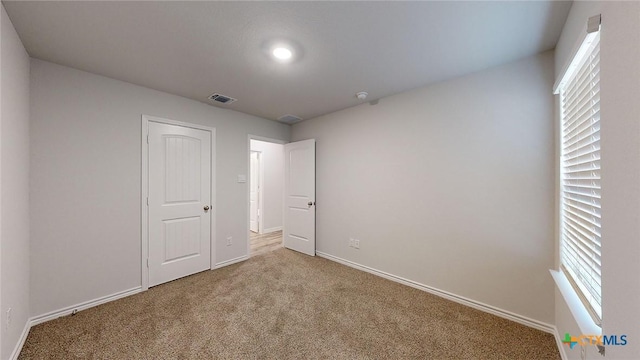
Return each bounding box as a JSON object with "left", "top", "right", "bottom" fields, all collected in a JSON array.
[{"left": 283, "top": 139, "right": 316, "bottom": 256}]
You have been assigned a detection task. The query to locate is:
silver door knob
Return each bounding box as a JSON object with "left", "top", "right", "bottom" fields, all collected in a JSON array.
[
  {"left": 204, "top": 205, "right": 210, "bottom": 211},
  {"left": 308, "top": 201, "right": 315, "bottom": 207}
]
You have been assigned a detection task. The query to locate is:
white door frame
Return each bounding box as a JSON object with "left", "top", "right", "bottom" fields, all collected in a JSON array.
[
  {"left": 141, "top": 114, "right": 216, "bottom": 291},
  {"left": 249, "top": 150, "right": 263, "bottom": 234},
  {"left": 247, "top": 135, "right": 286, "bottom": 257}
]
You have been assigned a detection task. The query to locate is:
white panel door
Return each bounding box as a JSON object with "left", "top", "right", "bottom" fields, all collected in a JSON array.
[
  {"left": 284, "top": 139, "right": 316, "bottom": 256},
  {"left": 249, "top": 151, "right": 260, "bottom": 233},
  {"left": 148, "top": 122, "right": 211, "bottom": 287}
]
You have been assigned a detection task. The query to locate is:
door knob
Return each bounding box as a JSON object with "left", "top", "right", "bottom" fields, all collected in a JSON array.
[
  {"left": 307, "top": 201, "right": 315, "bottom": 207},
  {"left": 204, "top": 205, "right": 210, "bottom": 211}
]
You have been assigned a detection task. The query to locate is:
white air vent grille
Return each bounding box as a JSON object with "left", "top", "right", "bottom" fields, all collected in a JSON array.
[
  {"left": 208, "top": 93, "right": 237, "bottom": 105},
  {"left": 278, "top": 114, "right": 303, "bottom": 124}
]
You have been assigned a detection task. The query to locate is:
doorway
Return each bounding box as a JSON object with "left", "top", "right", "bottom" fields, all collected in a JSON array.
[
  {"left": 249, "top": 151, "right": 261, "bottom": 233},
  {"left": 248, "top": 137, "right": 285, "bottom": 257}
]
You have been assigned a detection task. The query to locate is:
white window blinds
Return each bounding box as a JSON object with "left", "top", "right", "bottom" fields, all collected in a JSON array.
[{"left": 559, "top": 30, "right": 601, "bottom": 323}]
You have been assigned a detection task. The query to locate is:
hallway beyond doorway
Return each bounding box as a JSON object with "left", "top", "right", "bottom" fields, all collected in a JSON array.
[{"left": 250, "top": 230, "right": 282, "bottom": 257}]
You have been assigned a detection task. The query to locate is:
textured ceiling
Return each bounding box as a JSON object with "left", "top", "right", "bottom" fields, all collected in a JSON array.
[{"left": 3, "top": 1, "right": 572, "bottom": 123}]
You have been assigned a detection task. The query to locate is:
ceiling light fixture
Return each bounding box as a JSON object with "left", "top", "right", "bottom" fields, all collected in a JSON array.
[
  {"left": 356, "top": 92, "right": 368, "bottom": 100},
  {"left": 272, "top": 47, "right": 293, "bottom": 61}
]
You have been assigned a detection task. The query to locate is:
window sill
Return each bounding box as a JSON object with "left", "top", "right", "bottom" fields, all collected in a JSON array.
[{"left": 550, "top": 269, "right": 602, "bottom": 335}]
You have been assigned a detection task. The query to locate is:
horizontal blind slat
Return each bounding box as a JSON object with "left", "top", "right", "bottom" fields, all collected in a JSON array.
[
  {"left": 563, "top": 139, "right": 599, "bottom": 160},
  {"left": 563, "top": 104, "right": 600, "bottom": 136},
  {"left": 563, "top": 196, "right": 601, "bottom": 210},
  {"left": 562, "top": 120, "right": 599, "bottom": 147},
  {"left": 562, "top": 236, "right": 601, "bottom": 269},
  {"left": 564, "top": 85, "right": 599, "bottom": 120},
  {"left": 562, "top": 200, "right": 601, "bottom": 219}
]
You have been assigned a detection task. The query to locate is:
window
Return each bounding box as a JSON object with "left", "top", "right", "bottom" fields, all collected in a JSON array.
[{"left": 558, "top": 28, "right": 601, "bottom": 324}]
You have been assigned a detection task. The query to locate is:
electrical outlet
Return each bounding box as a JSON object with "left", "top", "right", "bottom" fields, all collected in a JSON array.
[
  {"left": 354, "top": 239, "right": 360, "bottom": 249},
  {"left": 581, "top": 346, "right": 586, "bottom": 360},
  {"left": 226, "top": 236, "right": 233, "bottom": 246},
  {"left": 6, "top": 308, "right": 12, "bottom": 329},
  {"left": 349, "top": 238, "right": 354, "bottom": 247}
]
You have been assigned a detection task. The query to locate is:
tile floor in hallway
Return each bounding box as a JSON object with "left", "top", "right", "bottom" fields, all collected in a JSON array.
[{"left": 250, "top": 230, "right": 282, "bottom": 257}]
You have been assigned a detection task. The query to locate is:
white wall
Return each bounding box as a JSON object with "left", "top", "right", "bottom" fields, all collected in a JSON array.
[
  {"left": 250, "top": 140, "right": 284, "bottom": 233},
  {"left": 292, "top": 52, "right": 556, "bottom": 325},
  {"left": 29, "top": 59, "right": 290, "bottom": 318},
  {"left": 1, "top": 4, "right": 30, "bottom": 359},
  {"left": 554, "top": 2, "right": 640, "bottom": 358}
]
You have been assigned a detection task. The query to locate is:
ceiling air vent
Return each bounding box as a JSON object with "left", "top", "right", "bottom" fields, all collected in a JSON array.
[
  {"left": 208, "top": 93, "right": 237, "bottom": 105},
  {"left": 278, "top": 114, "right": 303, "bottom": 124}
]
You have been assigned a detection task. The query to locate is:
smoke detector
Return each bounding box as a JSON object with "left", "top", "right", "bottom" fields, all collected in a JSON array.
[
  {"left": 356, "top": 92, "right": 368, "bottom": 100},
  {"left": 278, "top": 114, "right": 303, "bottom": 124},
  {"left": 208, "top": 93, "right": 237, "bottom": 105}
]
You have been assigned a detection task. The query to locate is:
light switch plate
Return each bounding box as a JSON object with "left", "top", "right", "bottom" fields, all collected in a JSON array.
[{"left": 237, "top": 175, "right": 247, "bottom": 183}]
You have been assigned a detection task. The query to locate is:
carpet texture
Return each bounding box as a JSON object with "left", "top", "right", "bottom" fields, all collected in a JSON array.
[{"left": 19, "top": 249, "right": 560, "bottom": 359}]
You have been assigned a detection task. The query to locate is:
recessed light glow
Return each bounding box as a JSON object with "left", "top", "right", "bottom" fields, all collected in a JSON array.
[{"left": 272, "top": 47, "right": 293, "bottom": 60}]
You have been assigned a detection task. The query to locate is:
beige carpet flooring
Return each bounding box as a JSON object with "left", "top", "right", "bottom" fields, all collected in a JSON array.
[{"left": 19, "top": 249, "right": 560, "bottom": 359}]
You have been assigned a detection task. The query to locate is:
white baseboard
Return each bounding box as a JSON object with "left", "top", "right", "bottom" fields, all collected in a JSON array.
[
  {"left": 262, "top": 226, "right": 282, "bottom": 234},
  {"left": 553, "top": 325, "right": 569, "bottom": 360},
  {"left": 11, "top": 286, "right": 142, "bottom": 359},
  {"left": 10, "top": 319, "right": 31, "bottom": 360},
  {"left": 30, "top": 287, "right": 142, "bottom": 326},
  {"left": 316, "top": 251, "right": 555, "bottom": 335},
  {"left": 214, "top": 255, "right": 248, "bottom": 269}
]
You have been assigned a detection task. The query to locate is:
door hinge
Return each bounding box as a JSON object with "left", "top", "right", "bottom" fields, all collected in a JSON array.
[
  {"left": 146, "top": 258, "right": 149, "bottom": 268},
  {"left": 146, "top": 197, "right": 149, "bottom": 206},
  {"left": 146, "top": 134, "right": 149, "bottom": 144}
]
